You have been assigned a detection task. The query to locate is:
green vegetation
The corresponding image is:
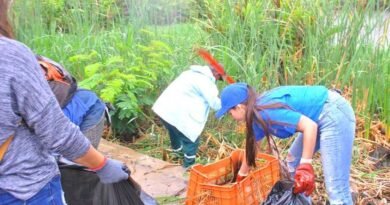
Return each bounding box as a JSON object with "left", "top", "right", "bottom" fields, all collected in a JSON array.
[
  {"left": 156, "top": 196, "right": 184, "bottom": 204},
  {"left": 10, "top": 0, "right": 389, "bottom": 203},
  {"left": 12, "top": 0, "right": 388, "bottom": 153}
]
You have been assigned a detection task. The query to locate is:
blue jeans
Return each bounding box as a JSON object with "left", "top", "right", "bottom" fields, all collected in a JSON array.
[
  {"left": 0, "top": 175, "right": 64, "bottom": 205},
  {"left": 81, "top": 113, "right": 105, "bottom": 148},
  {"left": 161, "top": 119, "right": 200, "bottom": 168},
  {"left": 287, "top": 90, "right": 355, "bottom": 205}
]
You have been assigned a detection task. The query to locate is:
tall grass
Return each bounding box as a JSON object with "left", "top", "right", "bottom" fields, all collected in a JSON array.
[
  {"left": 9, "top": 2, "right": 389, "bottom": 202},
  {"left": 194, "top": 0, "right": 389, "bottom": 137},
  {"left": 10, "top": 0, "right": 389, "bottom": 139},
  {"left": 10, "top": 0, "right": 202, "bottom": 137},
  {"left": 11, "top": 0, "right": 198, "bottom": 78}
]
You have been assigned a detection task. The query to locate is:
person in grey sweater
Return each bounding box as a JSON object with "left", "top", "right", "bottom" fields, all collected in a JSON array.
[{"left": 0, "top": 0, "right": 129, "bottom": 204}]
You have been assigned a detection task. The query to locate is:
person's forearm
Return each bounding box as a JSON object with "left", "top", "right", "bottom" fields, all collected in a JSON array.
[
  {"left": 297, "top": 115, "right": 318, "bottom": 161},
  {"left": 74, "top": 145, "right": 105, "bottom": 169},
  {"left": 239, "top": 151, "right": 250, "bottom": 174},
  {"left": 302, "top": 127, "right": 317, "bottom": 160}
]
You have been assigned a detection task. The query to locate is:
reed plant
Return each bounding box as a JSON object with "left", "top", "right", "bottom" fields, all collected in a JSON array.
[
  {"left": 11, "top": 0, "right": 388, "bottom": 202},
  {"left": 11, "top": 0, "right": 388, "bottom": 144},
  {"left": 193, "top": 0, "right": 389, "bottom": 139}
]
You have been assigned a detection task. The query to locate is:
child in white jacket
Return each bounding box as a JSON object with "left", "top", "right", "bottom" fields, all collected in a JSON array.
[{"left": 152, "top": 65, "right": 222, "bottom": 168}]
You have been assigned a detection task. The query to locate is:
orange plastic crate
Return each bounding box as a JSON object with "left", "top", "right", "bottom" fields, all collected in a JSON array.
[{"left": 186, "top": 149, "right": 280, "bottom": 205}]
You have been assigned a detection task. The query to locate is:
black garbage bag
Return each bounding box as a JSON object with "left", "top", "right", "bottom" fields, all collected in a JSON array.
[
  {"left": 60, "top": 164, "right": 158, "bottom": 205},
  {"left": 263, "top": 180, "right": 311, "bottom": 205}
]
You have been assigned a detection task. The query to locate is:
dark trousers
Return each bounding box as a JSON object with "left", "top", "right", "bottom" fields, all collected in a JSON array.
[{"left": 161, "top": 119, "right": 200, "bottom": 168}]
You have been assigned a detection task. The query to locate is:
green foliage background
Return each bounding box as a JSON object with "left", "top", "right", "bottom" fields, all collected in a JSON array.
[{"left": 11, "top": 0, "right": 389, "bottom": 142}]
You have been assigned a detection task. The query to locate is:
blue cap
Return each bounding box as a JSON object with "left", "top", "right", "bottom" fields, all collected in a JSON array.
[{"left": 215, "top": 83, "right": 249, "bottom": 118}]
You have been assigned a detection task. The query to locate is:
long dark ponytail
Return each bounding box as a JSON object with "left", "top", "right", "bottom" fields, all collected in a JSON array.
[
  {"left": 245, "top": 85, "right": 258, "bottom": 167},
  {"left": 244, "top": 85, "right": 292, "bottom": 167},
  {"left": 0, "top": 0, "right": 14, "bottom": 39}
]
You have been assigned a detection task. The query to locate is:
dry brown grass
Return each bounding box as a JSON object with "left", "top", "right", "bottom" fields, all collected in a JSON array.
[{"left": 196, "top": 115, "right": 389, "bottom": 204}]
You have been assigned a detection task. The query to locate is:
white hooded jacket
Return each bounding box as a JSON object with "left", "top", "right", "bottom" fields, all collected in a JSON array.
[{"left": 152, "top": 65, "right": 221, "bottom": 142}]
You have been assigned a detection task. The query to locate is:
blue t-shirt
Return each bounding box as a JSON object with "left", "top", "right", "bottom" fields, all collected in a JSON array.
[
  {"left": 253, "top": 86, "right": 328, "bottom": 141},
  {"left": 62, "top": 89, "right": 105, "bottom": 131}
]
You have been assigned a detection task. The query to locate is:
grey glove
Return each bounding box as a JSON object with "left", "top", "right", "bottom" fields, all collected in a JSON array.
[{"left": 95, "top": 159, "right": 129, "bottom": 184}]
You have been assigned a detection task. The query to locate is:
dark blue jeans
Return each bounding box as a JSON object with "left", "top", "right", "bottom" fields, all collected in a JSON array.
[
  {"left": 161, "top": 119, "right": 200, "bottom": 168},
  {"left": 0, "top": 175, "right": 64, "bottom": 205}
]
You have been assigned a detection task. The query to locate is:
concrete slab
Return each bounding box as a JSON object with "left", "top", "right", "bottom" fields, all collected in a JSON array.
[{"left": 98, "top": 139, "right": 188, "bottom": 198}]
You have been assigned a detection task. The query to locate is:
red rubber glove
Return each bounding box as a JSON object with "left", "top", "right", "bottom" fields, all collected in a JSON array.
[
  {"left": 293, "top": 163, "right": 315, "bottom": 196},
  {"left": 236, "top": 172, "right": 248, "bottom": 183}
]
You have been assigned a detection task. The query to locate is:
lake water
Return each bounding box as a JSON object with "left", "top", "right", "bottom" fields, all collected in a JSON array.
[{"left": 363, "top": 11, "right": 389, "bottom": 47}]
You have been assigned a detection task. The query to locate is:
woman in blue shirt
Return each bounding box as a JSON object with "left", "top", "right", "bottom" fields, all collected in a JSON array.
[
  {"left": 216, "top": 83, "right": 355, "bottom": 204},
  {"left": 63, "top": 89, "right": 106, "bottom": 148}
]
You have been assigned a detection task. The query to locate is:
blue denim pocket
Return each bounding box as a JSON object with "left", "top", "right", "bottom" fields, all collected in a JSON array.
[
  {"left": 0, "top": 192, "right": 23, "bottom": 205},
  {"left": 27, "top": 175, "right": 64, "bottom": 205},
  {"left": 336, "top": 100, "right": 356, "bottom": 122},
  {"left": 0, "top": 176, "right": 64, "bottom": 205},
  {"left": 319, "top": 91, "right": 355, "bottom": 124}
]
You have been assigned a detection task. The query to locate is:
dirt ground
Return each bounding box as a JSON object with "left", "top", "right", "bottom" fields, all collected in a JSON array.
[
  {"left": 98, "top": 139, "right": 188, "bottom": 199},
  {"left": 99, "top": 137, "right": 389, "bottom": 205}
]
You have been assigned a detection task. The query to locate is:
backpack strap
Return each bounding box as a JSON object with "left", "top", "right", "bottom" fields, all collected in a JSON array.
[
  {"left": 104, "top": 103, "right": 112, "bottom": 127},
  {"left": 38, "top": 60, "right": 69, "bottom": 85},
  {"left": 36, "top": 55, "right": 78, "bottom": 108},
  {"left": 0, "top": 135, "right": 14, "bottom": 162}
]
